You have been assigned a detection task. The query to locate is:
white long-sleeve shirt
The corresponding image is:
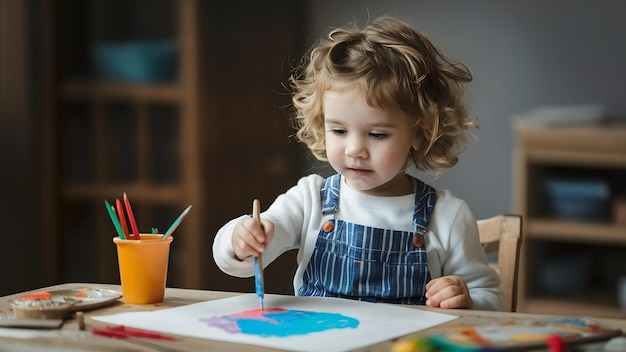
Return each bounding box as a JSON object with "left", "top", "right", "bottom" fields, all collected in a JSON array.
[{"left": 213, "top": 174, "right": 505, "bottom": 311}]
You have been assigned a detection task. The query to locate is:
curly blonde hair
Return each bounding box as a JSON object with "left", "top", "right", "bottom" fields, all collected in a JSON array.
[{"left": 289, "top": 16, "right": 478, "bottom": 174}]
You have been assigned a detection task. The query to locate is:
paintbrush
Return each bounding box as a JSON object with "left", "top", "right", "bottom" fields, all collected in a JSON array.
[{"left": 252, "top": 199, "right": 265, "bottom": 310}]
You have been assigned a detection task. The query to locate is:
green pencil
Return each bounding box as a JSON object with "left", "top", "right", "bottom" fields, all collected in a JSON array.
[
  {"left": 104, "top": 199, "right": 126, "bottom": 240},
  {"left": 161, "top": 205, "right": 192, "bottom": 240}
]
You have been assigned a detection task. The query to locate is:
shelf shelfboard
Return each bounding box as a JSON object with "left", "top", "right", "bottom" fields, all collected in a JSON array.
[
  {"left": 526, "top": 219, "right": 626, "bottom": 245},
  {"left": 526, "top": 149, "right": 626, "bottom": 167},
  {"left": 519, "top": 124, "right": 626, "bottom": 167},
  {"left": 61, "top": 81, "right": 183, "bottom": 103},
  {"left": 62, "top": 184, "right": 187, "bottom": 204},
  {"left": 521, "top": 297, "right": 624, "bottom": 319}
]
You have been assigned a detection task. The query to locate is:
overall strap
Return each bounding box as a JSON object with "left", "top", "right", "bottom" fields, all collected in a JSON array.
[
  {"left": 412, "top": 178, "right": 437, "bottom": 235},
  {"left": 320, "top": 173, "right": 341, "bottom": 215}
]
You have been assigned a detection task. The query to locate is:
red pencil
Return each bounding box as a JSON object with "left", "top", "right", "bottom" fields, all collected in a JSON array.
[
  {"left": 546, "top": 335, "right": 565, "bottom": 352},
  {"left": 123, "top": 193, "right": 140, "bottom": 240},
  {"left": 93, "top": 325, "right": 175, "bottom": 340},
  {"left": 115, "top": 198, "right": 129, "bottom": 239}
]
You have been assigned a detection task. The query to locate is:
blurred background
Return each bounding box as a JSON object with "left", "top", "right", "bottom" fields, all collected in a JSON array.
[{"left": 2, "top": 0, "right": 625, "bottom": 317}]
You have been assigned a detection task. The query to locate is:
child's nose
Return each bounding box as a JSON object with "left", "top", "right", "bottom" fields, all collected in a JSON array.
[{"left": 345, "top": 137, "right": 368, "bottom": 158}]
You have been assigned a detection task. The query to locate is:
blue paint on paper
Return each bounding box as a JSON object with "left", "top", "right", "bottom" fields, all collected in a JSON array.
[{"left": 201, "top": 308, "right": 359, "bottom": 338}]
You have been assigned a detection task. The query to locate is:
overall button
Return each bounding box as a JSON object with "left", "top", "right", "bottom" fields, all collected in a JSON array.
[
  {"left": 322, "top": 221, "right": 334, "bottom": 233},
  {"left": 412, "top": 235, "right": 424, "bottom": 247}
]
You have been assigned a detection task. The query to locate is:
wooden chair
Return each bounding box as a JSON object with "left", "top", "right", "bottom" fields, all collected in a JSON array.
[{"left": 477, "top": 214, "right": 523, "bottom": 312}]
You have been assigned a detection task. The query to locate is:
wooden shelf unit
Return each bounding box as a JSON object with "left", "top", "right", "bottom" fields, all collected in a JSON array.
[
  {"left": 40, "top": 0, "right": 307, "bottom": 294},
  {"left": 40, "top": 0, "right": 204, "bottom": 289},
  {"left": 514, "top": 123, "right": 626, "bottom": 319}
]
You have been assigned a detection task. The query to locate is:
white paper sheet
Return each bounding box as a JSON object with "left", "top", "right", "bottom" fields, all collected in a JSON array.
[{"left": 94, "top": 293, "right": 458, "bottom": 352}]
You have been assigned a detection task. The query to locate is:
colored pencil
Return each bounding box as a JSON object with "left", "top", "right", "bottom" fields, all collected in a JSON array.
[
  {"left": 161, "top": 205, "right": 192, "bottom": 240},
  {"left": 115, "top": 198, "right": 129, "bottom": 238},
  {"left": 253, "top": 199, "right": 265, "bottom": 310},
  {"left": 123, "top": 193, "right": 140, "bottom": 240},
  {"left": 104, "top": 200, "right": 126, "bottom": 240}
]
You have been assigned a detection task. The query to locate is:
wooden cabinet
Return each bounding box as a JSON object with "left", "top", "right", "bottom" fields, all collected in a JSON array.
[
  {"left": 513, "top": 124, "right": 626, "bottom": 318},
  {"left": 40, "top": 0, "right": 306, "bottom": 293}
]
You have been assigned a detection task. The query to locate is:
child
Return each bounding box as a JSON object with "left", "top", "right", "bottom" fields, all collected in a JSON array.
[{"left": 213, "top": 16, "right": 504, "bottom": 311}]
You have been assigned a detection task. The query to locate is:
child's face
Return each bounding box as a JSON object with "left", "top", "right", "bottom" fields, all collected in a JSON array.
[{"left": 323, "top": 87, "right": 416, "bottom": 197}]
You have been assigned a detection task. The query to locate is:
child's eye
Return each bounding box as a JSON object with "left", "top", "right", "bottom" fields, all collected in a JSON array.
[
  {"left": 369, "top": 132, "right": 388, "bottom": 139},
  {"left": 331, "top": 128, "right": 347, "bottom": 135}
]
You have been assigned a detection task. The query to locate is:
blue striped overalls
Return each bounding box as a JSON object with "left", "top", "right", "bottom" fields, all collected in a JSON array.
[{"left": 298, "top": 174, "right": 437, "bottom": 305}]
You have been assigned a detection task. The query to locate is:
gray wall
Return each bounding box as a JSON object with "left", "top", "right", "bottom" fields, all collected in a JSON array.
[{"left": 306, "top": 1, "right": 626, "bottom": 219}]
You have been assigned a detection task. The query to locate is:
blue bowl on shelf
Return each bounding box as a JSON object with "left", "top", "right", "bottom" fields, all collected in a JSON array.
[
  {"left": 92, "top": 39, "right": 177, "bottom": 83},
  {"left": 545, "top": 178, "right": 610, "bottom": 220}
]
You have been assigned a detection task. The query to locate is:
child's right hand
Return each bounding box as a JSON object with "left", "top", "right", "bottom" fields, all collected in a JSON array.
[
  {"left": 425, "top": 275, "right": 473, "bottom": 309},
  {"left": 231, "top": 216, "right": 274, "bottom": 261}
]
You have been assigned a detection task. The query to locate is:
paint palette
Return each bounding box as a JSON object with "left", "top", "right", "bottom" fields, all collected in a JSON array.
[
  {"left": 45, "top": 288, "right": 122, "bottom": 311},
  {"left": 419, "top": 316, "right": 623, "bottom": 351},
  {"left": 12, "top": 287, "right": 121, "bottom": 320}
]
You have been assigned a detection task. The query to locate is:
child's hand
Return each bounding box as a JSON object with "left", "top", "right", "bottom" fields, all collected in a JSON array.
[
  {"left": 231, "top": 216, "right": 274, "bottom": 261},
  {"left": 425, "top": 275, "right": 474, "bottom": 309}
]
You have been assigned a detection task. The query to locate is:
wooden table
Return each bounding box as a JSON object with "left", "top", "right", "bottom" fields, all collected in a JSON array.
[{"left": 1, "top": 283, "right": 625, "bottom": 351}]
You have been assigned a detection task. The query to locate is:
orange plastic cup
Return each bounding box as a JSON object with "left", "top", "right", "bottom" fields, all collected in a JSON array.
[{"left": 113, "top": 234, "right": 173, "bottom": 304}]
